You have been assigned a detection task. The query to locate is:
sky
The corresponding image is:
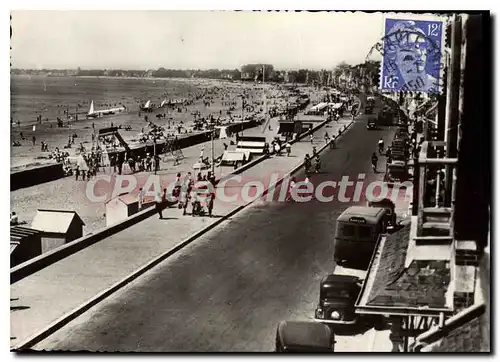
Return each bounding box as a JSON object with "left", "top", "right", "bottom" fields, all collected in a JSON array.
[{"left": 11, "top": 11, "right": 386, "bottom": 70}]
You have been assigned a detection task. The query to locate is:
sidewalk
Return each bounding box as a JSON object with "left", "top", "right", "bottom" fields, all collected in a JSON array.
[
  {"left": 10, "top": 117, "right": 281, "bottom": 234},
  {"left": 11, "top": 116, "right": 353, "bottom": 348}
]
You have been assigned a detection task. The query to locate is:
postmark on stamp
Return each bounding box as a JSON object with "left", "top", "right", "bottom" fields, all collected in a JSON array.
[{"left": 380, "top": 18, "right": 445, "bottom": 94}]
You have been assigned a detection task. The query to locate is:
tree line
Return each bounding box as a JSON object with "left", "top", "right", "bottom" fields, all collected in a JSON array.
[{"left": 11, "top": 60, "right": 381, "bottom": 87}]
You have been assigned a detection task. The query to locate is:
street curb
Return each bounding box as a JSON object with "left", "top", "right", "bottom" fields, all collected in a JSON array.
[
  {"left": 10, "top": 152, "right": 269, "bottom": 284},
  {"left": 13, "top": 117, "right": 356, "bottom": 351},
  {"left": 10, "top": 205, "right": 159, "bottom": 284},
  {"left": 12, "top": 201, "right": 246, "bottom": 352},
  {"left": 252, "top": 119, "right": 355, "bottom": 201}
]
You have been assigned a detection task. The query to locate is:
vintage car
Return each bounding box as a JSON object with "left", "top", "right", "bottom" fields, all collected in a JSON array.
[
  {"left": 334, "top": 206, "right": 389, "bottom": 267},
  {"left": 275, "top": 321, "right": 335, "bottom": 352},
  {"left": 314, "top": 274, "right": 362, "bottom": 325},
  {"left": 395, "top": 128, "right": 409, "bottom": 141},
  {"left": 366, "top": 118, "right": 377, "bottom": 130},
  {"left": 368, "top": 198, "right": 397, "bottom": 227},
  {"left": 384, "top": 161, "right": 409, "bottom": 184}
]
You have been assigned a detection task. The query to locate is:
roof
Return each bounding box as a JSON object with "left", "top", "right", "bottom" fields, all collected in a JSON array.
[
  {"left": 222, "top": 151, "right": 245, "bottom": 162},
  {"left": 105, "top": 193, "right": 138, "bottom": 206},
  {"left": 11, "top": 226, "right": 41, "bottom": 242},
  {"left": 356, "top": 224, "right": 453, "bottom": 314},
  {"left": 236, "top": 141, "right": 266, "bottom": 149},
  {"left": 237, "top": 136, "right": 266, "bottom": 143},
  {"left": 10, "top": 242, "right": 20, "bottom": 254},
  {"left": 368, "top": 198, "right": 395, "bottom": 208},
  {"left": 31, "top": 209, "right": 85, "bottom": 234},
  {"left": 295, "top": 114, "right": 325, "bottom": 122},
  {"left": 337, "top": 206, "right": 386, "bottom": 224},
  {"left": 321, "top": 274, "right": 359, "bottom": 285},
  {"left": 388, "top": 161, "right": 407, "bottom": 167},
  {"left": 277, "top": 321, "right": 332, "bottom": 349},
  {"left": 416, "top": 303, "right": 489, "bottom": 352}
]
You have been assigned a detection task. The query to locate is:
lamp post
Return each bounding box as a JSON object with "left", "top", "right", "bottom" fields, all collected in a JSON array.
[
  {"left": 211, "top": 127, "right": 215, "bottom": 175},
  {"left": 240, "top": 95, "right": 245, "bottom": 137},
  {"left": 153, "top": 133, "right": 157, "bottom": 175}
]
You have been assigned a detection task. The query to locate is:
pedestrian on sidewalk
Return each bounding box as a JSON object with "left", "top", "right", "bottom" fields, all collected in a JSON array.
[
  {"left": 155, "top": 190, "right": 164, "bottom": 219},
  {"left": 309, "top": 133, "right": 314, "bottom": 144},
  {"left": 329, "top": 136, "right": 335, "bottom": 149},
  {"left": 138, "top": 187, "right": 146, "bottom": 209},
  {"left": 207, "top": 191, "right": 215, "bottom": 217},
  {"left": 304, "top": 154, "right": 311, "bottom": 174},
  {"left": 190, "top": 189, "right": 200, "bottom": 216},
  {"left": 173, "top": 151, "right": 180, "bottom": 166},
  {"left": 199, "top": 145, "right": 205, "bottom": 163},
  {"left": 285, "top": 142, "right": 291, "bottom": 157},
  {"left": 314, "top": 155, "right": 321, "bottom": 174},
  {"left": 154, "top": 155, "right": 160, "bottom": 172},
  {"left": 324, "top": 132, "right": 329, "bottom": 144},
  {"left": 274, "top": 143, "right": 280, "bottom": 155},
  {"left": 286, "top": 177, "right": 297, "bottom": 202}
]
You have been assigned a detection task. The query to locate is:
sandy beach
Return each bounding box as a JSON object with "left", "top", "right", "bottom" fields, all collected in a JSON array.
[{"left": 11, "top": 76, "right": 286, "bottom": 171}]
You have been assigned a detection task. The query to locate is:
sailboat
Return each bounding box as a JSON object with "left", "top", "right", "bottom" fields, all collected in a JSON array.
[
  {"left": 140, "top": 100, "right": 153, "bottom": 112},
  {"left": 87, "top": 100, "right": 126, "bottom": 119}
]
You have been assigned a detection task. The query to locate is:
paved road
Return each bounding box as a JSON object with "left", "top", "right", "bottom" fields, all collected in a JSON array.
[{"left": 34, "top": 108, "right": 396, "bottom": 352}]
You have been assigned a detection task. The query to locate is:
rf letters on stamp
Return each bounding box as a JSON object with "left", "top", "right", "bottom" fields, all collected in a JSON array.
[{"left": 381, "top": 18, "right": 445, "bottom": 94}]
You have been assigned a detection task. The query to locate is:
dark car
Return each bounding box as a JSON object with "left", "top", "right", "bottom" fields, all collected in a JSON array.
[
  {"left": 384, "top": 161, "right": 409, "bottom": 186},
  {"left": 368, "top": 198, "right": 397, "bottom": 227},
  {"left": 314, "top": 274, "right": 362, "bottom": 325},
  {"left": 366, "top": 119, "right": 377, "bottom": 130},
  {"left": 275, "top": 321, "right": 335, "bottom": 352}
]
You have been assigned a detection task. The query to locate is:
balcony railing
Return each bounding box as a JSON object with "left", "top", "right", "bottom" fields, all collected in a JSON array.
[{"left": 415, "top": 141, "right": 458, "bottom": 242}]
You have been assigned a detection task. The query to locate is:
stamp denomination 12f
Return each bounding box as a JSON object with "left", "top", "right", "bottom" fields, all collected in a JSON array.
[{"left": 381, "top": 18, "right": 445, "bottom": 94}]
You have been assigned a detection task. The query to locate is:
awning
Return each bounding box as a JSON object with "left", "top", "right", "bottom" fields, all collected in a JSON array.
[
  {"left": 234, "top": 149, "right": 253, "bottom": 158},
  {"left": 222, "top": 151, "right": 245, "bottom": 162},
  {"left": 355, "top": 222, "right": 454, "bottom": 317},
  {"left": 278, "top": 122, "right": 294, "bottom": 134},
  {"left": 237, "top": 141, "right": 266, "bottom": 149}
]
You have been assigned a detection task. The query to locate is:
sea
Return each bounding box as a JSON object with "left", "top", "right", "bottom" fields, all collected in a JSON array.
[{"left": 10, "top": 75, "right": 204, "bottom": 126}]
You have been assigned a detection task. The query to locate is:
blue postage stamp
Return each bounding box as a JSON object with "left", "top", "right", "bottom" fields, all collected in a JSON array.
[{"left": 380, "top": 18, "right": 444, "bottom": 94}]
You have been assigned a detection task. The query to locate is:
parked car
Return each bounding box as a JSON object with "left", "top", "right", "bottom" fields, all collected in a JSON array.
[
  {"left": 314, "top": 274, "right": 362, "bottom": 325},
  {"left": 384, "top": 161, "right": 409, "bottom": 184},
  {"left": 368, "top": 198, "right": 397, "bottom": 227},
  {"left": 275, "top": 321, "right": 335, "bottom": 352},
  {"left": 366, "top": 119, "right": 377, "bottom": 130}
]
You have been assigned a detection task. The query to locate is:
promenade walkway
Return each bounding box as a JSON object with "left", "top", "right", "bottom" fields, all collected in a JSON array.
[
  {"left": 10, "top": 118, "right": 280, "bottom": 233},
  {"left": 11, "top": 113, "right": 353, "bottom": 348}
]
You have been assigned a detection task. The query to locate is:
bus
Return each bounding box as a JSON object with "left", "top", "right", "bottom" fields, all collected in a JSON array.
[{"left": 333, "top": 206, "right": 389, "bottom": 268}]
